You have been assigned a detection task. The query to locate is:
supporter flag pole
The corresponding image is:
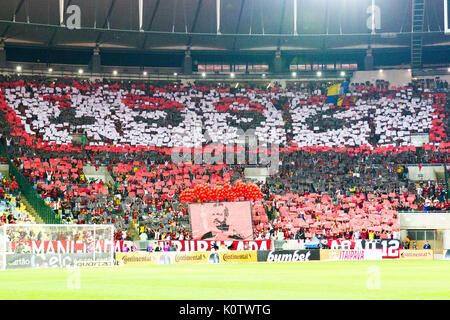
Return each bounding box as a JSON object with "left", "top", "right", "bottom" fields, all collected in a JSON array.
[
  {"left": 2, "top": 225, "right": 5, "bottom": 271},
  {"left": 444, "top": 164, "right": 449, "bottom": 200}
]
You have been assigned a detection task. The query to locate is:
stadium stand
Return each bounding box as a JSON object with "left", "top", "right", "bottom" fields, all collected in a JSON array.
[
  {"left": 0, "top": 75, "right": 448, "bottom": 241},
  {"left": 1, "top": 77, "right": 446, "bottom": 149},
  {"left": 0, "top": 173, "right": 35, "bottom": 225}
]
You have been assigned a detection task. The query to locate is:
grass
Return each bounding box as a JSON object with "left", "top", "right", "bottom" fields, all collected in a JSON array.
[{"left": 0, "top": 260, "right": 448, "bottom": 300}]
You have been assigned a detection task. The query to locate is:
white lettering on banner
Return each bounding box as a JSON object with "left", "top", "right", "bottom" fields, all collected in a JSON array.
[
  {"left": 114, "top": 241, "right": 122, "bottom": 253},
  {"left": 365, "top": 241, "right": 377, "bottom": 250},
  {"left": 330, "top": 240, "right": 339, "bottom": 249},
  {"left": 13, "top": 241, "right": 113, "bottom": 254},
  {"left": 47, "top": 241, "right": 55, "bottom": 254},
  {"left": 163, "top": 240, "right": 272, "bottom": 251},
  {"left": 32, "top": 241, "right": 45, "bottom": 254},
  {"left": 267, "top": 250, "right": 311, "bottom": 262},
  {"left": 197, "top": 241, "right": 208, "bottom": 251},
  {"left": 48, "top": 256, "right": 59, "bottom": 268},
  {"left": 57, "top": 241, "right": 67, "bottom": 253},
  {"left": 258, "top": 241, "right": 267, "bottom": 251},
  {"left": 325, "top": 240, "right": 400, "bottom": 259},
  {"left": 48, "top": 255, "right": 73, "bottom": 268},
  {"left": 173, "top": 241, "right": 183, "bottom": 251},
  {"left": 8, "top": 258, "right": 30, "bottom": 266},
  {"left": 382, "top": 239, "right": 400, "bottom": 258},
  {"left": 381, "top": 240, "right": 388, "bottom": 257},
  {"left": 341, "top": 240, "right": 352, "bottom": 249}
]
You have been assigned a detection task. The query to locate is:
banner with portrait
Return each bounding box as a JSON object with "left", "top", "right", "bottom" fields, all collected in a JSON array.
[{"left": 189, "top": 201, "right": 254, "bottom": 241}]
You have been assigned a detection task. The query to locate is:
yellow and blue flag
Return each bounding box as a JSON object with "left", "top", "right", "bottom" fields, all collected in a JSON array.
[{"left": 326, "top": 81, "right": 349, "bottom": 106}]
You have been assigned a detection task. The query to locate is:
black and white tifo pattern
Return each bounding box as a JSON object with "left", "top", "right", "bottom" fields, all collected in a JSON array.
[{"left": 3, "top": 85, "right": 436, "bottom": 149}]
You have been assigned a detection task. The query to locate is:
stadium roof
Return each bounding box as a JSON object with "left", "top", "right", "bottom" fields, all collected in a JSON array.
[{"left": 0, "top": 0, "right": 448, "bottom": 53}]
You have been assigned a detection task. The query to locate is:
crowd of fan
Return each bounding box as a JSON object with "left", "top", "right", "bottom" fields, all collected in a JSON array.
[
  {"left": 0, "top": 173, "right": 35, "bottom": 226},
  {"left": 0, "top": 75, "right": 448, "bottom": 241}
]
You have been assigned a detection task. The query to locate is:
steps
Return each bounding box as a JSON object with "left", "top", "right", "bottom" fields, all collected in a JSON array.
[{"left": 21, "top": 195, "right": 45, "bottom": 224}]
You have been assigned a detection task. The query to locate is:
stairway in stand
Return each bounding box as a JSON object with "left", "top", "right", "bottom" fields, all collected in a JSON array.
[{"left": 21, "top": 195, "right": 44, "bottom": 224}]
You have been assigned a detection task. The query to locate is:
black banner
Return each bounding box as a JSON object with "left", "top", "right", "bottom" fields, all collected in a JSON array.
[{"left": 256, "top": 250, "right": 320, "bottom": 263}]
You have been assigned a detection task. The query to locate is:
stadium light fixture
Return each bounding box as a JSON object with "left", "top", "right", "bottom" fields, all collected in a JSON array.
[
  {"left": 292, "top": 72, "right": 297, "bottom": 77},
  {"left": 173, "top": 72, "right": 178, "bottom": 76},
  {"left": 340, "top": 71, "right": 345, "bottom": 77},
  {"left": 317, "top": 71, "right": 322, "bottom": 77},
  {"left": 379, "top": 69, "right": 383, "bottom": 73},
  {"left": 113, "top": 70, "right": 118, "bottom": 76},
  {"left": 408, "top": 69, "right": 411, "bottom": 72},
  {"left": 78, "top": 69, "right": 83, "bottom": 75},
  {"left": 143, "top": 71, "right": 147, "bottom": 76},
  {"left": 16, "top": 66, "right": 22, "bottom": 72},
  {"left": 48, "top": 68, "right": 53, "bottom": 73},
  {"left": 201, "top": 72, "right": 206, "bottom": 77},
  {"left": 230, "top": 72, "right": 235, "bottom": 78},
  {"left": 448, "top": 67, "right": 450, "bottom": 72},
  {"left": 262, "top": 74, "right": 266, "bottom": 78}
]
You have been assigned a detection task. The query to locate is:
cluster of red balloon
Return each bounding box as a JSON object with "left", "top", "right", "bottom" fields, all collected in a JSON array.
[{"left": 179, "top": 180, "right": 263, "bottom": 203}]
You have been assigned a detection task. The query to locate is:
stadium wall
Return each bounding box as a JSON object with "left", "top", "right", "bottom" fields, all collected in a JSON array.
[
  {"left": 244, "top": 168, "right": 270, "bottom": 183},
  {"left": 444, "top": 230, "right": 450, "bottom": 250},
  {"left": 351, "top": 69, "right": 411, "bottom": 86},
  {"left": 407, "top": 164, "right": 445, "bottom": 181},
  {"left": 399, "top": 213, "right": 450, "bottom": 229},
  {"left": 399, "top": 213, "right": 450, "bottom": 259},
  {"left": 83, "top": 165, "right": 114, "bottom": 185}
]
